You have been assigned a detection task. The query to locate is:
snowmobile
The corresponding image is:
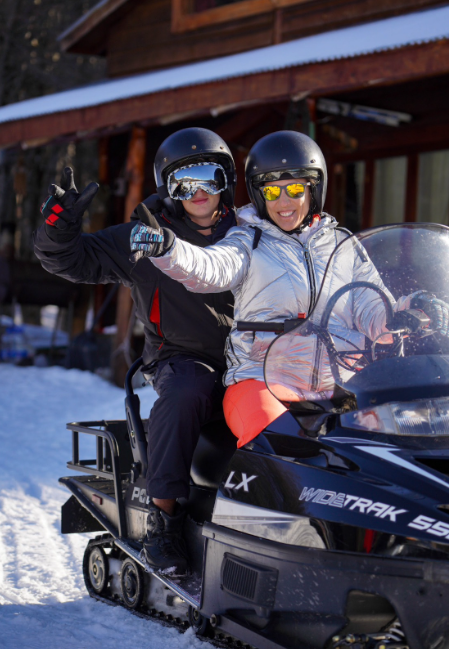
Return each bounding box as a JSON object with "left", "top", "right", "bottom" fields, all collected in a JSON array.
[{"left": 60, "top": 223, "right": 449, "bottom": 649}]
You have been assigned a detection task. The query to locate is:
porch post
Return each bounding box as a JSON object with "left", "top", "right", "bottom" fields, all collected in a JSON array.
[
  {"left": 113, "top": 125, "right": 146, "bottom": 387},
  {"left": 361, "top": 159, "right": 375, "bottom": 229},
  {"left": 405, "top": 153, "right": 418, "bottom": 222}
]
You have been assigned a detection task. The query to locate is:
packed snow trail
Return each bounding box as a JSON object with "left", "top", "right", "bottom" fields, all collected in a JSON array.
[{"left": 0, "top": 365, "right": 205, "bottom": 649}]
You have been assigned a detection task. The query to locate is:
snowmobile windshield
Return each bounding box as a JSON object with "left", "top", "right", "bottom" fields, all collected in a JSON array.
[{"left": 264, "top": 223, "right": 449, "bottom": 413}]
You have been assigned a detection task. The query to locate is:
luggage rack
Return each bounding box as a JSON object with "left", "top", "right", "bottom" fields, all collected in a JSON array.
[
  {"left": 64, "top": 419, "right": 134, "bottom": 539},
  {"left": 66, "top": 420, "right": 120, "bottom": 478}
]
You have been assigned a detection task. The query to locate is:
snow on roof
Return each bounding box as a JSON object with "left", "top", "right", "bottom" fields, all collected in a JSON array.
[{"left": 1, "top": 5, "right": 449, "bottom": 126}]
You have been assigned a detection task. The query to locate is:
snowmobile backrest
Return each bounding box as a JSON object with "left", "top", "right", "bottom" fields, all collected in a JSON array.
[
  {"left": 124, "top": 357, "right": 148, "bottom": 478},
  {"left": 125, "top": 393, "right": 148, "bottom": 478},
  {"left": 190, "top": 413, "right": 236, "bottom": 489}
]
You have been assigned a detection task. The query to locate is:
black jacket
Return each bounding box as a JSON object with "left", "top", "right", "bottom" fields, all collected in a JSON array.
[{"left": 33, "top": 204, "right": 236, "bottom": 372}]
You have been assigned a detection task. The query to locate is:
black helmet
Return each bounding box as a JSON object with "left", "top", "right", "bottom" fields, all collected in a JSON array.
[
  {"left": 154, "top": 127, "right": 236, "bottom": 217},
  {"left": 245, "top": 131, "right": 327, "bottom": 223}
]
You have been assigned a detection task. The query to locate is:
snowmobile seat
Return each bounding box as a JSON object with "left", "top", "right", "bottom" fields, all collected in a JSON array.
[{"left": 190, "top": 413, "right": 236, "bottom": 489}]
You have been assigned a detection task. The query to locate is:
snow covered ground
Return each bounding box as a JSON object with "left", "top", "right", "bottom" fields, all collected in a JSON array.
[{"left": 0, "top": 365, "right": 204, "bottom": 649}]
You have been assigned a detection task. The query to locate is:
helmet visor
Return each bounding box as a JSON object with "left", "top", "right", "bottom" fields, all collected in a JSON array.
[
  {"left": 252, "top": 168, "right": 320, "bottom": 187},
  {"left": 167, "top": 162, "right": 227, "bottom": 201}
]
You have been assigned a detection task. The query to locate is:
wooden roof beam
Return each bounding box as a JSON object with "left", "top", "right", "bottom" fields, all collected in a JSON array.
[
  {"left": 2, "top": 38, "right": 449, "bottom": 149},
  {"left": 324, "top": 119, "right": 449, "bottom": 162},
  {"left": 58, "top": 0, "right": 134, "bottom": 54}
]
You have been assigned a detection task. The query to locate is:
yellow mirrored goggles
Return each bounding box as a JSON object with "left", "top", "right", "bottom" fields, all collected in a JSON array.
[{"left": 261, "top": 182, "right": 310, "bottom": 201}]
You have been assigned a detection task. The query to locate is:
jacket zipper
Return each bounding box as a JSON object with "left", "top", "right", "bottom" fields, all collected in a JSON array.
[
  {"left": 303, "top": 245, "right": 316, "bottom": 314},
  {"left": 277, "top": 224, "right": 337, "bottom": 391},
  {"left": 303, "top": 242, "right": 322, "bottom": 390}
]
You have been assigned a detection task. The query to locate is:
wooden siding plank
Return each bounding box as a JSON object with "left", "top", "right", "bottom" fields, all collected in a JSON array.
[
  {"left": 171, "top": 0, "right": 311, "bottom": 33},
  {"left": 105, "top": 0, "right": 447, "bottom": 77},
  {"left": 282, "top": 0, "right": 446, "bottom": 40},
  {"left": 2, "top": 39, "right": 449, "bottom": 149},
  {"left": 60, "top": 0, "right": 136, "bottom": 54},
  {"left": 65, "top": 0, "right": 446, "bottom": 66},
  {"left": 106, "top": 5, "right": 273, "bottom": 76},
  {"left": 108, "top": 32, "right": 273, "bottom": 76}
]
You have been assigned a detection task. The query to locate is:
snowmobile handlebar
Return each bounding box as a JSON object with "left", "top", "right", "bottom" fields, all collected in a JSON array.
[{"left": 236, "top": 319, "right": 305, "bottom": 334}]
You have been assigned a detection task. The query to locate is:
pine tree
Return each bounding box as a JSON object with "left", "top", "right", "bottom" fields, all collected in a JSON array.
[{"left": 0, "top": 0, "right": 107, "bottom": 260}]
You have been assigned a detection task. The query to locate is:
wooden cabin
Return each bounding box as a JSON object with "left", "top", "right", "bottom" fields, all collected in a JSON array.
[{"left": 1, "top": 0, "right": 448, "bottom": 380}]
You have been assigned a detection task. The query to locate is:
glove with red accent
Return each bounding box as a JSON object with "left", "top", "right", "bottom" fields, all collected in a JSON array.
[{"left": 41, "top": 166, "right": 99, "bottom": 241}]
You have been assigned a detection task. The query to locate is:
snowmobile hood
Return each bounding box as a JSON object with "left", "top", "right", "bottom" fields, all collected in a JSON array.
[{"left": 344, "top": 354, "right": 449, "bottom": 409}]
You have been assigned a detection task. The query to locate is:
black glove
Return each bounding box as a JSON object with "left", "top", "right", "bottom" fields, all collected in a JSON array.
[
  {"left": 411, "top": 291, "right": 449, "bottom": 337},
  {"left": 386, "top": 309, "right": 431, "bottom": 333},
  {"left": 41, "top": 166, "right": 99, "bottom": 241},
  {"left": 141, "top": 193, "right": 165, "bottom": 217},
  {"left": 129, "top": 203, "right": 174, "bottom": 263}
]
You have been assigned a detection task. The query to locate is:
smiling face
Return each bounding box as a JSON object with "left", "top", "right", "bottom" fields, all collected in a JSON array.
[
  {"left": 263, "top": 178, "right": 311, "bottom": 232},
  {"left": 182, "top": 188, "right": 221, "bottom": 223}
]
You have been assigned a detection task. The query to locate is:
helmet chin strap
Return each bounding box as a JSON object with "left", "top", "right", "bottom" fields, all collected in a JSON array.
[
  {"left": 183, "top": 201, "right": 224, "bottom": 233},
  {"left": 291, "top": 212, "right": 314, "bottom": 234}
]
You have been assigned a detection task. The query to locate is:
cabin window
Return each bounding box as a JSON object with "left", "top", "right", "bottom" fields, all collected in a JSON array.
[
  {"left": 171, "top": 0, "right": 311, "bottom": 33},
  {"left": 372, "top": 156, "right": 407, "bottom": 226},
  {"left": 337, "top": 150, "right": 449, "bottom": 231},
  {"left": 344, "top": 162, "right": 365, "bottom": 233},
  {"left": 417, "top": 150, "right": 449, "bottom": 225}
]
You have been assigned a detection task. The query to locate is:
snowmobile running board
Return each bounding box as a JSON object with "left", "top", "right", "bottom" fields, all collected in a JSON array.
[
  {"left": 114, "top": 538, "right": 200, "bottom": 609},
  {"left": 59, "top": 478, "right": 200, "bottom": 609}
]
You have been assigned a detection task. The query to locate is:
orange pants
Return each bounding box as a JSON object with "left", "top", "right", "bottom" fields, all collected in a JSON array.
[{"left": 223, "top": 379, "right": 287, "bottom": 448}]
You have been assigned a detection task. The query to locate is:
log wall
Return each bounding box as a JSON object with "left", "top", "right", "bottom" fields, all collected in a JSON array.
[{"left": 98, "top": 0, "right": 447, "bottom": 77}]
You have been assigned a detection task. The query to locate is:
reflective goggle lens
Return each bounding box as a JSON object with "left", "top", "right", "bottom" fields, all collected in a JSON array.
[
  {"left": 168, "top": 162, "right": 227, "bottom": 201},
  {"left": 261, "top": 183, "right": 307, "bottom": 201}
]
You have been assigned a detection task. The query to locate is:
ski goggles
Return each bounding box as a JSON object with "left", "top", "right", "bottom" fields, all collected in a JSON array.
[
  {"left": 260, "top": 182, "right": 310, "bottom": 202},
  {"left": 167, "top": 162, "right": 227, "bottom": 201}
]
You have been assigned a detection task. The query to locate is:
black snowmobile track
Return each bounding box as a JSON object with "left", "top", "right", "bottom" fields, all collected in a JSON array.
[
  {"left": 83, "top": 534, "right": 255, "bottom": 649},
  {"left": 84, "top": 588, "right": 254, "bottom": 649}
]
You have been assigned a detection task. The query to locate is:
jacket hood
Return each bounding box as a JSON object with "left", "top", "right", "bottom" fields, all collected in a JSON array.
[
  {"left": 236, "top": 203, "right": 338, "bottom": 243},
  {"left": 236, "top": 203, "right": 263, "bottom": 226}
]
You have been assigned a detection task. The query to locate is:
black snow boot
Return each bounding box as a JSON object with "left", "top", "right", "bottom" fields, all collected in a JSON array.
[{"left": 143, "top": 502, "right": 190, "bottom": 575}]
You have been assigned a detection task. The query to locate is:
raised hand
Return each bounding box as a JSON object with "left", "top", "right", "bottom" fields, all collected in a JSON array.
[
  {"left": 41, "top": 166, "right": 99, "bottom": 233},
  {"left": 129, "top": 203, "right": 174, "bottom": 262}
]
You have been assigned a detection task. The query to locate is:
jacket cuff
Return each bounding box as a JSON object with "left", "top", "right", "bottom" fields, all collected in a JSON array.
[{"left": 153, "top": 227, "right": 175, "bottom": 257}]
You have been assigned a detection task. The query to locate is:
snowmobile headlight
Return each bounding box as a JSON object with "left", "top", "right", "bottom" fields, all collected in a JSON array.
[{"left": 340, "top": 397, "right": 449, "bottom": 436}]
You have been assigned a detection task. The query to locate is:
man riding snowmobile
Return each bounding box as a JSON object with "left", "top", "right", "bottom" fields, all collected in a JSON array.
[{"left": 34, "top": 127, "right": 237, "bottom": 574}]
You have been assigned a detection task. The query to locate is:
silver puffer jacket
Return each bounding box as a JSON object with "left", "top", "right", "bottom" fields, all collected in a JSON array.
[{"left": 151, "top": 205, "right": 407, "bottom": 389}]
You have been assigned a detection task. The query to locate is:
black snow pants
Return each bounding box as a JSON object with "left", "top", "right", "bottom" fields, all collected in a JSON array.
[{"left": 146, "top": 355, "right": 226, "bottom": 500}]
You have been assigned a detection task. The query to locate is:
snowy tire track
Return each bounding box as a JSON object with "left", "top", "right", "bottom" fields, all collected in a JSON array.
[{"left": 0, "top": 366, "right": 205, "bottom": 648}]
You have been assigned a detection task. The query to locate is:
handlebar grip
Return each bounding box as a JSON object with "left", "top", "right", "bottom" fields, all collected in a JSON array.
[{"left": 236, "top": 321, "right": 284, "bottom": 333}]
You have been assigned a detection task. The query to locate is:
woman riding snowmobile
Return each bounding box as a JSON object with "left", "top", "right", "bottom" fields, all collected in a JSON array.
[{"left": 129, "top": 130, "right": 449, "bottom": 448}]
